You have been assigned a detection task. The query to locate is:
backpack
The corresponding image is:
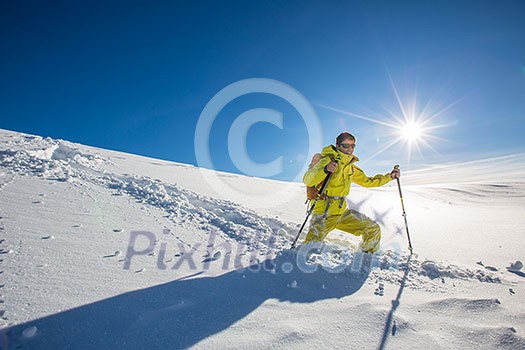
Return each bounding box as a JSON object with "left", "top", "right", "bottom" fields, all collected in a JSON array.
[{"left": 305, "top": 153, "right": 333, "bottom": 200}]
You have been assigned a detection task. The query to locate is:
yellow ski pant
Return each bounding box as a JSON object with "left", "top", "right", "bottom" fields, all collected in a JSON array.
[{"left": 304, "top": 209, "right": 381, "bottom": 253}]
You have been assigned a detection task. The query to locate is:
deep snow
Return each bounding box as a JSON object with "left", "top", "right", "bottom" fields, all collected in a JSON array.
[{"left": 0, "top": 128, "right": 524, "bottom": 349}]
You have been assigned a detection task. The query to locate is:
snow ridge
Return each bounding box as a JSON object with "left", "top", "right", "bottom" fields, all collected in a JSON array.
[
  {"left": 0, "top": 134, "right": 295, "bottom": 254},
  {"left": 103, "top": 174, "right": 295, "bottom": 253},
  {"left": 301, "top": 246, "right": 501, "bottom": 289},
  {"left": 0, "top": 136, "right": 109, "bottom": 182}
]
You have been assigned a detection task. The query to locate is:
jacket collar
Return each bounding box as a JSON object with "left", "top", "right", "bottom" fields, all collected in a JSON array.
[{"left": 321, "top": 145, "right": 359, "bottom": 164}]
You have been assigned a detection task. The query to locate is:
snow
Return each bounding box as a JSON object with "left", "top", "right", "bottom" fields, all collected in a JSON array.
[{"left": 0, "top": 128, "right": 524, "bottom": 349}]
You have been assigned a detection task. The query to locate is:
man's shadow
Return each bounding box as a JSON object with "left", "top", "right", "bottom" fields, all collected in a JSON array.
[{"left": 4, "top": 250, "right": 372, "bottom": 349}]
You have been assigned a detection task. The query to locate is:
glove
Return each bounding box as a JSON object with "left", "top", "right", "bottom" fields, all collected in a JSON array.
[{"left": 390, "top": 168, "right": 400, "bottom": 179}]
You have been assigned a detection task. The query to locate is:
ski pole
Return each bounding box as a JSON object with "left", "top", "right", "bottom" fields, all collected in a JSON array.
[
  {"left": 290, "top": 171, "right": 333, "bottom": 249},
  {"left": 393, "top": 165, "right": 413, "bottom": 254}
]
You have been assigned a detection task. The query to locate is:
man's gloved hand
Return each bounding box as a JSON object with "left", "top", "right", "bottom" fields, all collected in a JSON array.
[
  {"left": 324, "top": 161, "right": 338, "bottom": 174},
  {"left": 390, "top": 167, "right": 401, "bottom": 179}
]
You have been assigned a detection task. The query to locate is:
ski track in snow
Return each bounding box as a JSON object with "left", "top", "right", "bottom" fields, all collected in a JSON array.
[{"left": 0, "top": 135, "right": 296, "bottom": 257}]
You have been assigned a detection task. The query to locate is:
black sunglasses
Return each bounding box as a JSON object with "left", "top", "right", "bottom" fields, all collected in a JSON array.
[{"left": 340, "top": 143, "right": 356, "bottom": 149}]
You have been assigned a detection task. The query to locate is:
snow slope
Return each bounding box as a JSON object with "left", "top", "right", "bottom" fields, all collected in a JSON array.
[{"left": 0, "top": 128, "right": 524, "bottom": 349}]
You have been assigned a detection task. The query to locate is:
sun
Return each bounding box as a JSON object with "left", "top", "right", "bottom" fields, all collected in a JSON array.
[
  {"left": 399, "top": 120, "right": 423, "bottom": 142},
  {"left": 318, "top": 74, "right": 460, "bottom": 166}
]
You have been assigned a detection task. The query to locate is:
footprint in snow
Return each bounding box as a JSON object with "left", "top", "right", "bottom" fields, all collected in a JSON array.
[
  {"left": 374, "top": 283, "right": 385, "bottom": 296},
  {"left": 103, "top": 250, "right": 121, "bottom": 258},
  {"left": 135, "top": 268, "right": 145, "bottom": 273},
  {"left": 41, "top": 235, "right": 54, "bottom": 240},
  {"left": 113, "top": 228, "right": 123, "bottom": 233},
  {"left": 73, "top": 224, "right": 83, "bottom": 228},
  {"left": 391, "top": 320, "right": 397, "bottom": 336},
  {"left": 509, "top": 288, "right": 515, "bottom": 295},
  {"left": 477, "top": 261, "right": 498, "bottom": 272},
  {"left": 202, "top": 251, "right": 222, "bottom": 263}
]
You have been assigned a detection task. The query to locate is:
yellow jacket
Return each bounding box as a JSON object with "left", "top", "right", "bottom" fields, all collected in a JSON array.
[{"left": 303, "top": 145, "right": 393, "bottom": 216}]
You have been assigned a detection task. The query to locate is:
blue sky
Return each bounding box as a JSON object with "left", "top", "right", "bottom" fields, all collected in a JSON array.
[{"left": 1, "top": 0, "right": 524, "bottom": 181}]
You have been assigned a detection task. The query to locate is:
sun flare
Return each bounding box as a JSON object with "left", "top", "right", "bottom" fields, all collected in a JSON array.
[
  {"left": 319, "top": 74, "right": 459, "bottom": 166},
  {"left": 399, "top": 120, "right": 424, "bottom": 142}
]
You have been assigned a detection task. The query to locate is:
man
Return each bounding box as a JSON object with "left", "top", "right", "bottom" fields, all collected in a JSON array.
[{"left": 302, "top": 132, "right": 400, "bottom": 253}]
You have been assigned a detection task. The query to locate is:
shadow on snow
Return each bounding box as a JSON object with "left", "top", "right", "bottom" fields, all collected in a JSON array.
[{"left": 4, "top": 250, "right": 373, "bottom": 349}]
